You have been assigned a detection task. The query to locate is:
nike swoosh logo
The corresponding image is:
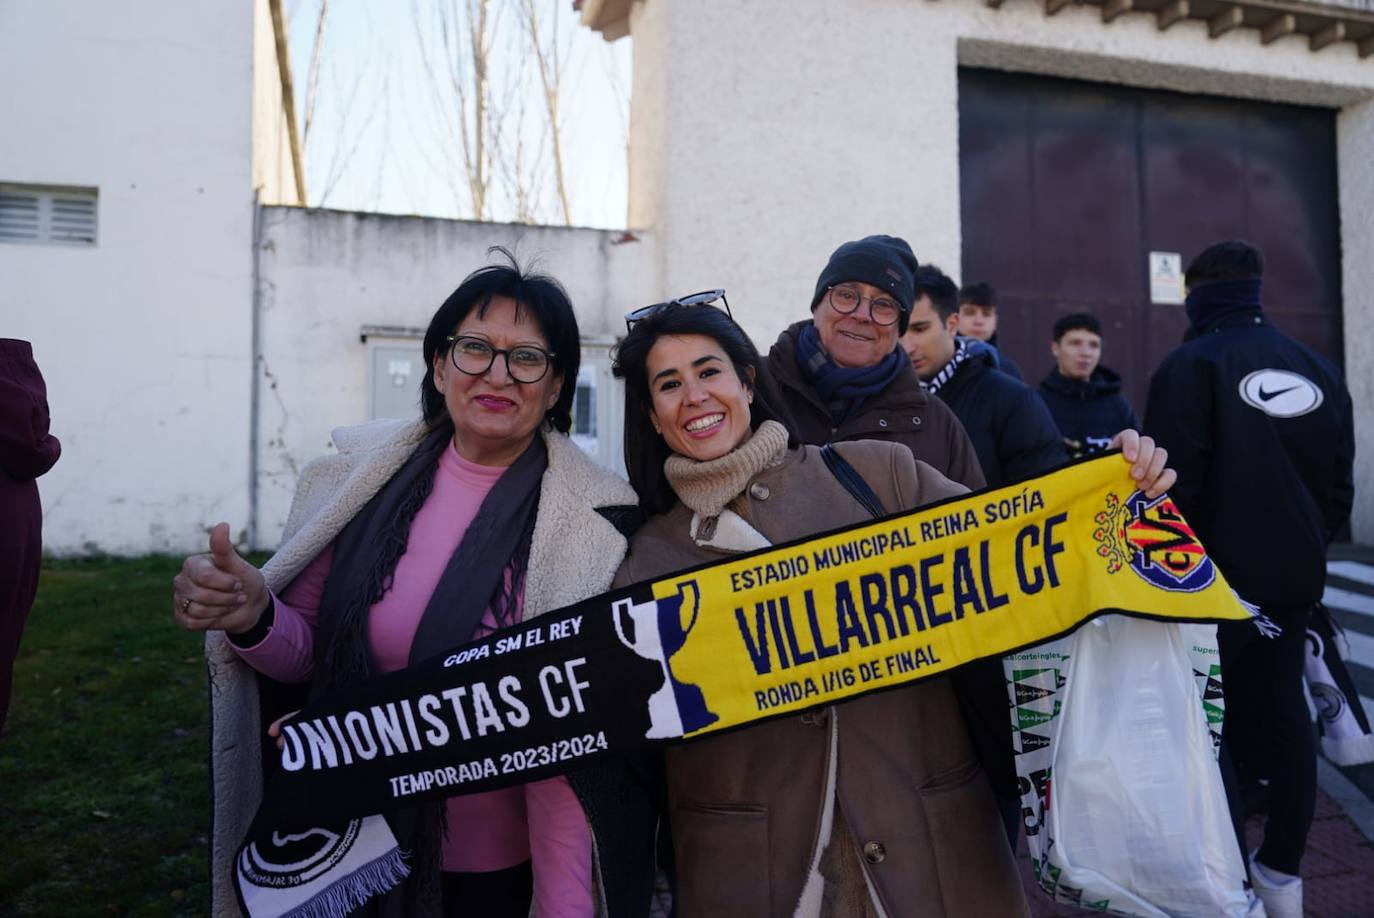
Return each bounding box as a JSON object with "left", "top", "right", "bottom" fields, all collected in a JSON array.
[{"left": 1258, "top": 385, "right": 1299, "bottom": 401}]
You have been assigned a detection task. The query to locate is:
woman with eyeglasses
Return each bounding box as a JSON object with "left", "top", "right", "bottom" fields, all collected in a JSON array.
[
  {"left": 609, "top": 299, "right": 1032, "bottom": 917},
  {"left": 174, "top": 251, "right": 655, "bottom": 917}
]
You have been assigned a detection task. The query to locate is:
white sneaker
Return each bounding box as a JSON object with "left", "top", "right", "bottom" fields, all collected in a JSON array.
[{"left": 1250, "top": 852, "right": 1302, "bottom": 918}]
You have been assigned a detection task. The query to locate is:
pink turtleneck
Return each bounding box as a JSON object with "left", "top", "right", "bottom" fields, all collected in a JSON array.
[{"left": 233, "top": 441, "right": 593, "bottom": 916}]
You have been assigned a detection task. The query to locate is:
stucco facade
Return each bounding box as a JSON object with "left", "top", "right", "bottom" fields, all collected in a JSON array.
[
  {"left": 4, "top": 0, "right": 1369, "bottom": 553},
  {"left": 0, "top": 1, "right": 269, "bottom": 555},
  {"left": 600, "top": 0, "right": 1374, "bottom": 540}
]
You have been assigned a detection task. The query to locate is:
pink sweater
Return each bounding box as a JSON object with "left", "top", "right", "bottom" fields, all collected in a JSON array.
[{"left": 235, "top": 442, "right": 594, "bottom": 916}]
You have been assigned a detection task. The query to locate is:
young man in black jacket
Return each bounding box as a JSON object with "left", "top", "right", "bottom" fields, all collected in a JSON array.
[
  {"left": 1039, "top": 312, "right": 1138, "bottom": 458},
  {"left": 1143, "top": 240, "right": 1355, "bottom": 918},
  {"left": 901, "top": 267, "right": 1066, "bottom": 487},
  {"left": 899, "top": 266, "right": 1068, "bottom": 847}
]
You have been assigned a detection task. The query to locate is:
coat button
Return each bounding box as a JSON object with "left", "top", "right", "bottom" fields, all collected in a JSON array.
[
  {"left": 912, "top": 417, "right": 921, "bottom": 426},
  {"left": 878, "top": 419, "right": 889, "bottom": 428},
  {"left": 863, "top": 841, "right": 886, "bottom": 864},
  {"left": 749, "top": 482, "right": 770, "bottom": 500}
]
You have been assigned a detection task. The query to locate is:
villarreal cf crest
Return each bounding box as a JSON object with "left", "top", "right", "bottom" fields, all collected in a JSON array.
[{"left": 1093, "top": 490, "right": 1216, "bottom": 593}]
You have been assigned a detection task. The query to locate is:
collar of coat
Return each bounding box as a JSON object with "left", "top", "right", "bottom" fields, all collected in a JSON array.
[{"left": 259, "top": 416, "right": 638, "bottom": 618}]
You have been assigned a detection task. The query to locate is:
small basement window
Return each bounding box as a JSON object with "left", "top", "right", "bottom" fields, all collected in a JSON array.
[{"left": 0, "top": 183, "right": 98, "bottom": 246}]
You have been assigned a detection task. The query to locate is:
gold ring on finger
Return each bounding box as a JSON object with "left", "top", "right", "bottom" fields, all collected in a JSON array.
[{"left": 181, "top": 597, "right": 192, "bottom": 612}]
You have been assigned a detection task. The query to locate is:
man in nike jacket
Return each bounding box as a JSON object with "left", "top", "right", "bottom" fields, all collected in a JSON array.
[{"left": 1142, "top": 239, "right": 1354, "bottom": 918}]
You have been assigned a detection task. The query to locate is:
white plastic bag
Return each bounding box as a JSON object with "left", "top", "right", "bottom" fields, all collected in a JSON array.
[{"left": 1006, "top": 617, "right": 1248, "bottom": 916}]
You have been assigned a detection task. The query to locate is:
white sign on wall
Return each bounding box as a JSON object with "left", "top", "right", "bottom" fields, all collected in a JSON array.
[{"left": 1149, "top": 251, "right": 1185, "bottom": 305}]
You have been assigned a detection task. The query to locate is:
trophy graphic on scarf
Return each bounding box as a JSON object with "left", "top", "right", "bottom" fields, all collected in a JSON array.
[{"left": 612, "top": 580, "right": 719, "bottom": 738}]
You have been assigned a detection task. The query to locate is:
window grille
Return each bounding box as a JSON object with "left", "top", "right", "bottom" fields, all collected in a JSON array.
[{"left": 0, "top": 184, "right": 98, "bottom": 246}]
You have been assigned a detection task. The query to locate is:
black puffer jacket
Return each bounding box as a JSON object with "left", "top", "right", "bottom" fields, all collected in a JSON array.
[
  {"left": 929, "top": 340, "right": 1068, "bottom": 809},
  {"left": 1039, "top": 366, "right": 1138, "bottom": 458},
  {"left": 1143, "top": 311, "right": 1354, "bottom": 608},
  {"left": 986, "top": 333, "right": 1022, "bottom": 382},
  {"left": 934, "top": 340, "right": 1068, "bottom": 489}
]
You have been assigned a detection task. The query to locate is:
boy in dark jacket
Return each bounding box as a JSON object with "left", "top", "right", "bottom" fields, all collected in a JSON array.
[
  {"left": 902, "top": 268, "right": 1066, "bottom": 488},
  {"left": 1039, "top": 312, "right": 1138, "bottom": 458},
  {"left": 1143, "top": 240, "right": 1354, "bottom": 918},
  {"left": 1, "top": 340, "right": 61, "bottom": 737},
  {"left": 955, "top": 281, "right": 1023, "bottom": 381},
  {"left": 899, "top": 266, "right": 1068, "bottom": 846}
]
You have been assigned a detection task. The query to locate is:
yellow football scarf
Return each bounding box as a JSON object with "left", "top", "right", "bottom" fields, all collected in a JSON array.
[{"left": 239, "top": 453, "right": 1253, "bottom": 913}]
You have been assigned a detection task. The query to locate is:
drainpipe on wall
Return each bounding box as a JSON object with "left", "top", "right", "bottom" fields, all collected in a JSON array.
[{"left": 248, "top": 190, "right": 264, "bottom": 551}]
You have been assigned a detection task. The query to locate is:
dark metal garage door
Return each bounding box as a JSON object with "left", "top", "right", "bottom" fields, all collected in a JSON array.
[{"left": 958, "top": 68, "right": 1343, "bottom": 413}]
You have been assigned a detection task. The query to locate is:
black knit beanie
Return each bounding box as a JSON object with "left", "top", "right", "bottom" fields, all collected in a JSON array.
[{"left": 811, "top": 235, "right": 919, "bottom": 334}]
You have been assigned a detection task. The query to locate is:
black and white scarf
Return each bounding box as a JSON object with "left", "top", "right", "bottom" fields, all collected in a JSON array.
[
  {"left": 237, "top": 425, "right": 548, "bottom": 918},
  {"left": 921, "top": 337, "right": 970, "bottom": 395}
]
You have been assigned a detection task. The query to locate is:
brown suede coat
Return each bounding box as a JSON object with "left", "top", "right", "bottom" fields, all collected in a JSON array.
[
  {"left": 613, "top": 441, "right": 1028, "bottom": 918},
  {"left": 764, "top": 321, "right": 985, "bottom": 490}
]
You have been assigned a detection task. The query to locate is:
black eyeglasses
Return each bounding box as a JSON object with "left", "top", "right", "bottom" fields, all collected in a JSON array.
[
  {"left": 624, "top": 289, "right": 731, "bottom": 331},
  {"left": 444, "top": 335, "right": 557, "bottom": 383},
  {"left": 825, "top": 285, "right": 904, "bottom": 327}
]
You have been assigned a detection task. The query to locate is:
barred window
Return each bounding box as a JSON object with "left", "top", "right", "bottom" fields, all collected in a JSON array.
[{"left": 0, "top": 184, "right": 98, "bottom": 246}]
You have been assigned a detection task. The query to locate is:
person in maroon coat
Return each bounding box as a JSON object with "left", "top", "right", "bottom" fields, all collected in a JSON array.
[{"left": 0, "top": 339, "right": 61, "bottom": 737}]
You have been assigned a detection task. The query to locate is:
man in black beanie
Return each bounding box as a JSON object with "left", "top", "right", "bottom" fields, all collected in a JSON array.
[
  {"left": 763, "top": 234, "right": 984, "bottom": 490},
  {"left": 763, "top": 238, "right": 1026, "bottom": 857}
]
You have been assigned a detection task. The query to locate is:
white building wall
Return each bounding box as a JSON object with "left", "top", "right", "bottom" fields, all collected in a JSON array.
[
  {"left": 1339, "top": 98, "right": 1374, "bottom": 543},
  {"left": 0, "top": 1, "right": 260, "bottom": 554},
  {"left": 621, "top": 0, "right": 1374, "bottom": 535},
  {"left": 253, "top": 207, "right": 656, "bottom": 547}
]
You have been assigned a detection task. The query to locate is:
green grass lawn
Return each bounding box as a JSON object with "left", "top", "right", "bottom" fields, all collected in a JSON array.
[{"left": 0, "top": 554, "right": 266, "bottom": 917}]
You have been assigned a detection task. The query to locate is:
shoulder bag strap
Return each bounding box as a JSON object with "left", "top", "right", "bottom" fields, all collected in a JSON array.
[{"left": 820, "top": 444, "right": 887, "bottom": 520}]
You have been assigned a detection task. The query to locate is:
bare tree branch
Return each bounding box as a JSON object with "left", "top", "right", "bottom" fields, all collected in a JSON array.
[
  {"left": 518, "top": 0, "right": 571, "bottom": 225},
  {"left": 301, "top": 0, "right": 329, "bottom": 150}
]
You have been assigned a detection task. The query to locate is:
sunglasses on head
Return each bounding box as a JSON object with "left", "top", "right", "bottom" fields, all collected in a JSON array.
[{"left": 624, "top": 289, "right": 731, "bottom": 332}]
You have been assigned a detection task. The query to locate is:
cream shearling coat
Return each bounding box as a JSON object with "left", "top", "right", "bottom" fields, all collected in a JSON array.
[{"left": 205, "top": 417, "right": 638, "bottom": 917}]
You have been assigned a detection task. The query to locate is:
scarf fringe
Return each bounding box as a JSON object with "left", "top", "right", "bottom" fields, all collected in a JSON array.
[
  {"left": 279, "top": 847, "right": 412, "bottom": 918},
  {"left": 1251, "top": 611, "right": 1282, "bottom": 639}
]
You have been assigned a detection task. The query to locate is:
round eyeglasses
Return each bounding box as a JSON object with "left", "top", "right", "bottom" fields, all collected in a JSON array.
[
  {"left": 445, "top": 335, "right": 556, "bottom": 383},
  {"left": 624, "top": 289, "right": 731, "bottom": 331},
  {"left": 825, "top": 285, "right": 904, "bottom": 326}
]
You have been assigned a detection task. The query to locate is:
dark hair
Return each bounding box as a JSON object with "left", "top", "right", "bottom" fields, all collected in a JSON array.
[
  {"left": 611, "top": 303, "right": 799, "bottom": 515},
  {"left": 1185, "top": 240, "right": 1264, "bottom": 288},
  {"left": 959, "top": 281, "right": 997, "bottom": 309},
  {"left": 912, "top": 265, "right": 960, "bottom": 321},
  {"left": 420, "top": 247, "right": 581, "bottom": 433},
  {"left": 1052, "top": 312, "right": 1103, "bottom": 342}
]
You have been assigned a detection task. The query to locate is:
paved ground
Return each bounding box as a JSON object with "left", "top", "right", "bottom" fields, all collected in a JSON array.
[
  {"left": 1021, "top": 786, "right": 1374, "bottom": 916},
  {"left": 1324, "top": 546, "right": 1374, "bottom": 808}
]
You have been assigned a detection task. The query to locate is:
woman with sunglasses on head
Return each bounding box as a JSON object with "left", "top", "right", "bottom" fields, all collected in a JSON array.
[
  {"left": 174, "top": 250, "right": 656, "bottom": 917},
  {"left": 610, "top": 296, "right": 1031, "bottom": 917}
]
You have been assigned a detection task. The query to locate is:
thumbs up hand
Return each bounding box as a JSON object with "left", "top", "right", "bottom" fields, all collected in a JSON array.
[{"left": 173, "top": 522, "right": 270, "bottom": 635}]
